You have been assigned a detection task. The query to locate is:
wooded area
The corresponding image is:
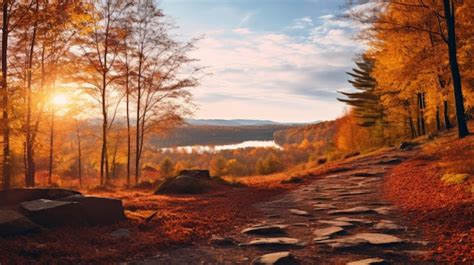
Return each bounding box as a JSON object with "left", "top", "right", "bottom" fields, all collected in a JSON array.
[
  {"left": 0, "top": 1, "right": 198, "bottom": 190},
  {"left": 335, "top": 0, "right": 472, "bottom": 152}
]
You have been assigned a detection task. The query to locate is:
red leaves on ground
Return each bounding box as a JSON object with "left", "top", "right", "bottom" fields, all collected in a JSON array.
[
  {"left": 0, "top": 186, "right": 284, "bottom": 264},
  {"left": 383, "top": 135, "right": 474, "bottom": 264}
]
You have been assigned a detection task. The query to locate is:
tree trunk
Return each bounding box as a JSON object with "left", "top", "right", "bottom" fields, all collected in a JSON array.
[
  {"left": 443, "top": 0, "right": 469, "bottom": 138},
  {"left": 135, "top": 55, "right": 143, "bottom": 185},
  {"left": 417, "top": 93, "right": 426, "bottom": 136},
  {"left": 444, "top": 100, "right": 452, "bottom": 129},
  {"left": 76, "top": 120, "right": 82, "bottom": 188},
  {"left": 25, "top": 2, "right": 39, "bottom": 187},
  {"left": 101, "top": 74, "right": 108, "bottom": 186},
  {"left": 126, "top": 63, "right": 131, "bottom": 186},
  {"left": 408, "top": 115, "right": 416, "bottom": 139},
  {"left": 436, "top": 106, "right": 441, "bottom": 131},
  {"left": 48, "top": 107, "right": 54, "bottom": 185},
  {"left": 2, "top": 1, "right": 10, "bottom": 190}
]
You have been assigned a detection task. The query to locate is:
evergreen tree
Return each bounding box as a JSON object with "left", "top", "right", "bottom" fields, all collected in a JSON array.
[{"left": 338, "top": 55, "right": 385, "bottom": 130}]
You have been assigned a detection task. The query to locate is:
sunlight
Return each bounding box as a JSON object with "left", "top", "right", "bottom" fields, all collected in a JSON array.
[{"left": 52, "top": 93, "right": 69, "bottom": 106}]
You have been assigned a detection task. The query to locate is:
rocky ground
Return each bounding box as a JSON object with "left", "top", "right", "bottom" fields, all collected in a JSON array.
[{"left": 136, "top": 148, "right": 435, "bottom": 264}]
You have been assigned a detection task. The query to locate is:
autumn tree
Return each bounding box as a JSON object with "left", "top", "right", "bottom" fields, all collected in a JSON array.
[
  {"left": 76, "top": 0, "right": 129, "bottom": 186},
  {"left": 338, "top": 54, "right": 386, "bottom": 143},
  {"left": 122, "top": 0, "right": 199, "bottom": 184},
  {"left": 347, "top": 0, "right": 472, "bottom": 139},
  {"left": 159, "top": 157, "right": 173, "bottom": 178}
]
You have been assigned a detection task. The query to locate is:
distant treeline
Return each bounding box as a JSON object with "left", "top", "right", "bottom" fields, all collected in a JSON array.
[
  {"left": 274, "top": 120, "right": 337, "bottom": 147},
  {"left": 150, "top": 125, "right": 297, "bottom": 147}
]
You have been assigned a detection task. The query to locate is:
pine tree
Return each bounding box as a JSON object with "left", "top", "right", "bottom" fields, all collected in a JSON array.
[{"left": 338, "top": 55, "right": 385, "bottom": 130}]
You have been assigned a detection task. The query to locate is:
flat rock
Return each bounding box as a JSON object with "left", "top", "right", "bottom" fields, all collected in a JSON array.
[
  {"left": 316, "top": 233, "right": 403, "bottom": 249},
  {"left": 252, "top": 251, "right": 299, "bottom": 265},
  {"left": 242, "top": 225, "right": 287, "bottom": 236},
  {"left": 61, "top": 195, "right": 125, "bottom": 225},
  {"left": 317, "top": 220, "right": 354, "bottom": 227},
  {"left": 352, "top": 233, "right": 403, "bottom": 245},
  {"left": 321, "top": 238, "right": 369, "bottom": 249},
  {"left": 243, "top": 237, "right": 304, "bottom": 248},
  {"left": 0, "top": 210, "right": 40, "bottom": 236},
  {"left": 313, "top": 203, "right": 336, "bottom": 209},
  {"left": 111, "top": 228, "right": 130, "bottom": 239},
  {"left": 313, "top": 236, "right": 330, "bottom": 242},
  {"left": 292, "top": 223, "right": 309, "bottom": 227},
  {"left": 373, "top": 207, "right": 394, "bottom": 215},
  {"left": 337, "top": 190, "right": 372, "bottom": 196},
  {"left": 334, "top": 217, "right": 373, "bottom": 224},
  {"left": 20, "top": 199, "right": 87, "bottom": 227},
  {"left": 313, "top": 226, "right": 345, "bottom": 237},
  {"left": 289, "top": 209, "right": 311, "bottom": 216},
  {"left": 346, "top": 258, "right": 386, "bottom": 265},
  {"left": 374, "top": 220, "right": 402, "bottom": 230},
  {"left": 0, "top": 188, "right": 81, "bottom": 206},
  {"left": 329, "top": 207, "right": 375, "bottom": 215},
  {"left": 209, "top": 236, "right": 238, "bottom": 247}
]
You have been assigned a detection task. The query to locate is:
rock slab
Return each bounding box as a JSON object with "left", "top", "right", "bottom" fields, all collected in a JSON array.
[
  {"left": 252, "top": 252, "right": 299, "bottom": 265},
  {"left": 61, "top": 195, "right": 125, "bottom": 225},
  {"left": 0, "top": 188, "right": 81, "bottom": 206},
  {"left": 244, "top": 237, "right": 304, "bottom": 248},
  {"left": 20, "top": 199, "right": 87, "bottom": 227},
  {"left": 346, "top": 258, "right": 386, "bottom": 265},
  {"left": 242, "top": 225, "right": 287, "bottom": 236},
  {"left": 0, "top": 210, "right": 40, "bottom": 236}
]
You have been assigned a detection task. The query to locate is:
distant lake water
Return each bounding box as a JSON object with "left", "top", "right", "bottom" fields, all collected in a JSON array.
[{"left": 161, "top": 140, "right": 283, "bottom": 153}]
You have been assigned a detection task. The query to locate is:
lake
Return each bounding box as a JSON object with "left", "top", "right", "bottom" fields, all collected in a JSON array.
[{"left": 161, "top": 140, "right": 283, "bottom": 153}]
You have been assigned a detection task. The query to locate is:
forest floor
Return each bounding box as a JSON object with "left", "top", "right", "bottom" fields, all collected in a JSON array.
[{"left": 0, "top": 129, "right": 472, "bottom": 264}]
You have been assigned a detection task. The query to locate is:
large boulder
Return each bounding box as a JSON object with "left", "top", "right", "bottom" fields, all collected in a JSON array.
[
  {"left": 155, "top": 175, "right": 211, "bottom": 194},
  {"left": 178, "top": 170, "right": 211, "bottom": 179},
  {"left": 20, "top": 199, "right": 87, "bottom": 227},
  {"left": 0, "top": 188, "right": 81, "bottom": 206},
  {"left": 60, "top": 195, "right": 126, "bottom": 225},
  {"left": 0, "top": 210, "right": 40, "bottom": 236}
]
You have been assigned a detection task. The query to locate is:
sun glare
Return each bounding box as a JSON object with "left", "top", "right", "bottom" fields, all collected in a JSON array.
[{"left": 52, "top": 94, "right": 69, "bottom": 106}]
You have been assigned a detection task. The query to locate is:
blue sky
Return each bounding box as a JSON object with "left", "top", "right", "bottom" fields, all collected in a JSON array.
[{"left": 161, "top": 0, "right": 364, "bottom": 122}]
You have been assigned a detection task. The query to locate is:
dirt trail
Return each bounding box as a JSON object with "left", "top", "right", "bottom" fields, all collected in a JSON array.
[{"left": 136, "top": 148, "right": 433, "bottom": 264}]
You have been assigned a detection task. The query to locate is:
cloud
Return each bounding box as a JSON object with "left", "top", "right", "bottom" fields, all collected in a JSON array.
[
  {"left": 310, "top": 14, "right": 363, "bottom": 50},
  {"left": 290, "top": 16, "right": 314, "bottom": 30},
  {"left": 190, "top": 15, "right": 363, "bottom": 122},
  {"left": 233, "top": 28, "right": 252, "bottom": 35}
]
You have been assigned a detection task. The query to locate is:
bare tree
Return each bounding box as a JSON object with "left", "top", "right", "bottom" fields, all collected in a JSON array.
[{"left": 77, "top": 0, "right": 129, "bottom": 186}]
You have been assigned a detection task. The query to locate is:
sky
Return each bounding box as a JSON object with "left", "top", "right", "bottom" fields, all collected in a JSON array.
[{"left": 160, "top": 0, "right": 364, "bottom": 123}]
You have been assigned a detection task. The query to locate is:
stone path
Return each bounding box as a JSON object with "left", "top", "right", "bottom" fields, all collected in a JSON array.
[{"left": 137, "top": 150, "right": 433, "bottom": 264}]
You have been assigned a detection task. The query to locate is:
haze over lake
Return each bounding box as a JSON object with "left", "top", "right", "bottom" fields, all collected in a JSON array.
[{"left": 162, "top": 140, "right": 282, "bottom": 154}]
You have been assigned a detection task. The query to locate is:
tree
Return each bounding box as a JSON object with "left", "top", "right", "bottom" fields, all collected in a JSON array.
[
  {"left": 442, "top": 0, "right": 469, "bottom": 137},
  {"left": 210, "top": 156, "right": 226, "bottom": 176},
  {"left": 159, "top": 157, "right": 173, "bottom": 178},
  {"left": 338, "top": 55, "right": 385, "bottom": 128},
  {"left": 124, "top": 1, "right": 199, "bottom": 184},
  {"left": 347, "top": 0, "right": 471, "bottom": 138},
  {"left": 1, "top": 0, "right": 11, "bottom": 190},
  {"left": 76, "top": 0, "right": 129, "bottom": 186}
]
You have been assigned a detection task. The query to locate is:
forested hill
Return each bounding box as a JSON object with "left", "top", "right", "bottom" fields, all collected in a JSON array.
[
  {"left": 149, "top": 124, "right": 298, "bottom": 148},
  {"left": 273, "top": 120, "right": 337, "bottom": 147}
]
